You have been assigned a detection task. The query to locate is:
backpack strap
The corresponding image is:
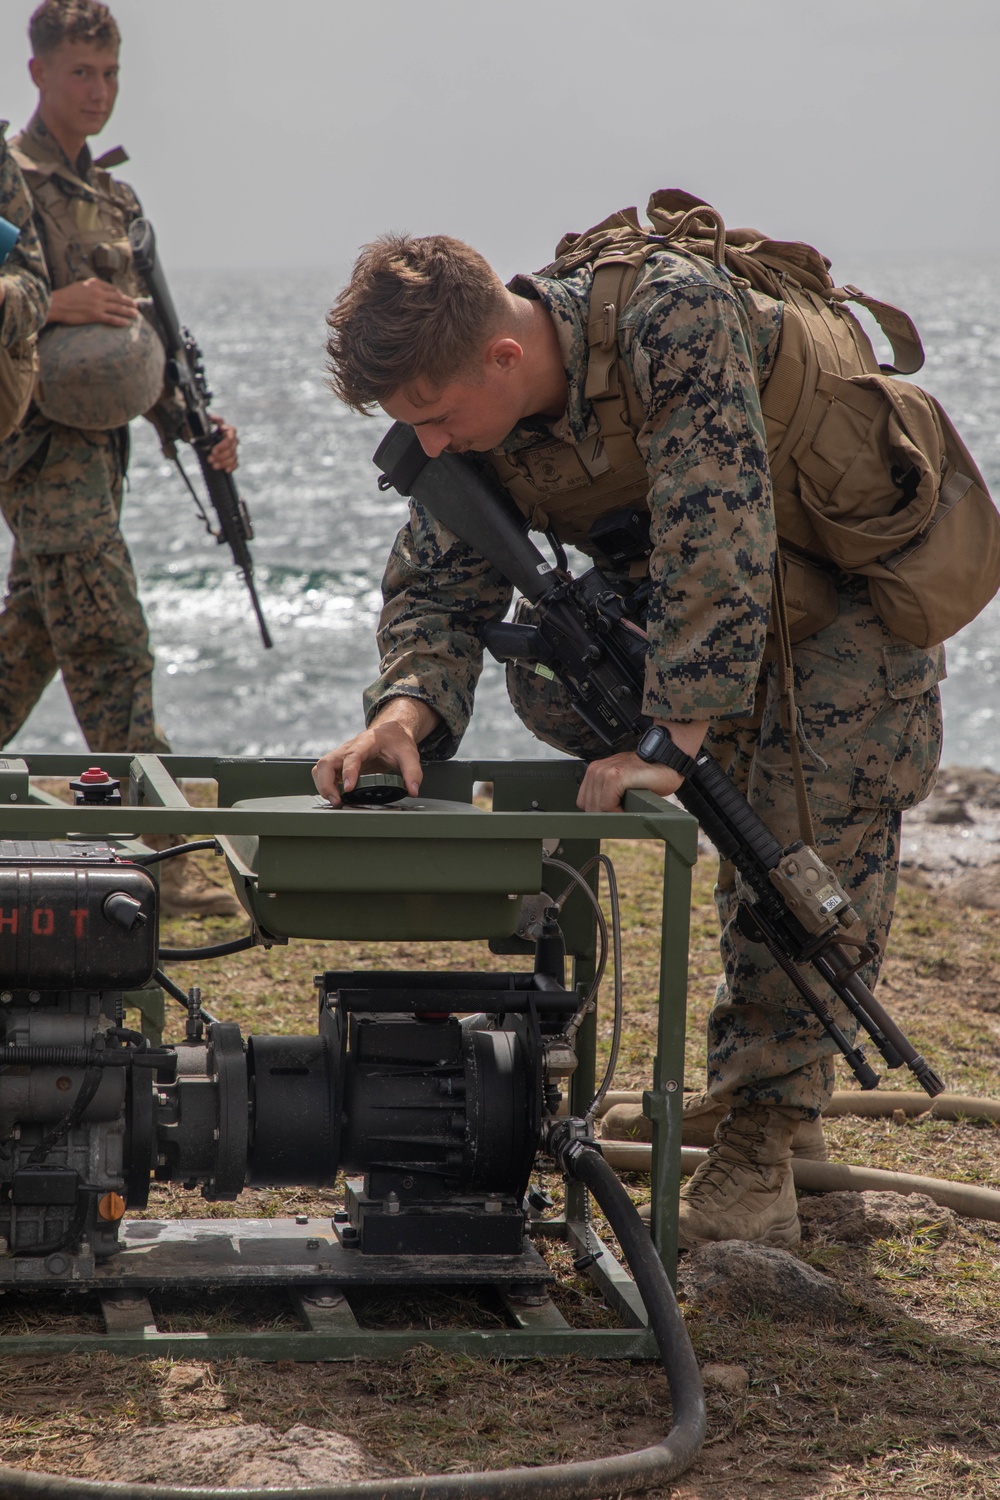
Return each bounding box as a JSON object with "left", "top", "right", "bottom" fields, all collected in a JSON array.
[
  {"left": 832, "top": 286, "right": 925, "bottom": 376},
  {"left": 584, "top": 254, "right": 650, "bottom": 466}
]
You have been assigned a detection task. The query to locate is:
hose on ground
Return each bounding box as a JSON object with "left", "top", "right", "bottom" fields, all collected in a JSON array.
[
  {"left": 599, "top": 1142, "right": 1000, "bottom": 1224},
  {"left": 596, "top": 1088, "right": 1000, "bottom": 1124},
  {"left": 0, "top": 1136, "right": 706, "bottom": 1500}
]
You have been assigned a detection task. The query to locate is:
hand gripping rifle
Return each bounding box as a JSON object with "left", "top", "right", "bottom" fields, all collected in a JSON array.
[
  {"left": 128, "top": 218, "right": 272, "bottom": 648},
  {"left": 374, "top": 421, "right": 945, "bottom": 1099}
]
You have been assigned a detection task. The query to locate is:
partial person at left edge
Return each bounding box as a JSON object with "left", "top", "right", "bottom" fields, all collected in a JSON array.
[
  {"left": 0, "top": 127, "right": 49, "bottom": 442},
  {"left": 0, "top": 0, "right": 241, "bottom": 918}
]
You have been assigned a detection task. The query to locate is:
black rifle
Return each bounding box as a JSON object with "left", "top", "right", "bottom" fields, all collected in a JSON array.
[
  {"left": 128, "top": 218, "right": 272, "bottom": 649},
  {"left": 374, "top": 421, "right": 945, "bottom": 1099}
]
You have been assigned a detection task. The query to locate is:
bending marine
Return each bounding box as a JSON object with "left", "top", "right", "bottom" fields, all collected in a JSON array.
[{"left": 315, "top": 221, "right": 944, "bottom": 1251}]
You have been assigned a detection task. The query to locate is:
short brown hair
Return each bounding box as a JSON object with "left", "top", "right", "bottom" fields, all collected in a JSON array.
[
  {"left": 326, "top": 233, "right": 508, "bottom": 413},
  {"left": 29, "top": 0, "right": 120, "bottom": 56}
]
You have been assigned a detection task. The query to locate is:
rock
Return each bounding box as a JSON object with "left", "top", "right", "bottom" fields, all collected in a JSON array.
[
  {"left": 799, "top": 1190, "right": 953, "bottom": 1244},
  {"left": 701, "top": 1362, "right": 750, "bottom": 1395},
  {"left": 163, "top": 1362, "right": 205, "bottom": 1392},
  {"left": 940, "top": 866, "right": 1000, "bottom": 909},
  {"left": 938, "top": 767, "right": 1000, "bottom": 809},
  {"left": 679, "top": 1240, "right": 847, "bottom": 1322},
  {"left": 922, "top": 797, "right": 974, "bottom": 825},
  {"left": 75, "top": 1423, "right": 395, "bottom": 1488}
]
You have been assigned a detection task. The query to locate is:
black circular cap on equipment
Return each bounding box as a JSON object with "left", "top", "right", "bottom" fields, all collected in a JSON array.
[{"left": 339, "top": 773, "right": 408, "bottom": 806}]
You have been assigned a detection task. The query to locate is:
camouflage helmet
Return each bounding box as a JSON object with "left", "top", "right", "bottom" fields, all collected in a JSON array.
[{"left": 35, "top": 305, "right": 165, "bottom": 429}]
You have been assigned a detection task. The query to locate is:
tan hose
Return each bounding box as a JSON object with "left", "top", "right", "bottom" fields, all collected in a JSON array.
[
  {"left": 597, "top": 1089, "right": 1000, "bottom": 1124},
  {"left": 599, "top": 1143, "right": 1000, "bottom": 1223}
]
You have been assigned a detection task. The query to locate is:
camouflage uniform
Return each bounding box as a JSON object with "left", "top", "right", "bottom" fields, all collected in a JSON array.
[
  {"left": 0, "top": 114, "right": 172, "bottom": 753},
  {"left": 365, "top": 246, "right": 945, "bottom": 1119}
]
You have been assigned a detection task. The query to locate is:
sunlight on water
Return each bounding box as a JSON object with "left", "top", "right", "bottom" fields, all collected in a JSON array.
[{"left": 3, "top": 258, "right": 997, "bottom": 766}]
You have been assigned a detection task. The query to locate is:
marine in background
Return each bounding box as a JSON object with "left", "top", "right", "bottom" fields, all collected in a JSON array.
[
  {"left": 315, "top": 225, "right": 946, "bottom": 1252},
  {"left": 0, "top": 129, "right": 50, "bottom": 441},
  {"left": 0, "top": 0, "right": 239, "bottom": 917}
]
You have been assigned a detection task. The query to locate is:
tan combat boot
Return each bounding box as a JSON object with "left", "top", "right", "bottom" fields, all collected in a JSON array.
[
  {"left": 677, "top": 1104, "right": 801, "bottom": 1250},
  {"left": 601, "top": 1091, "right": 828, "bottom": 1159},
  {"left": 144, "top": 836, "right": 242, "bottom": 919}
]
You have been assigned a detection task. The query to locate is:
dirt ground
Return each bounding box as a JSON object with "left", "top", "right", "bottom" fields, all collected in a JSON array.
[{"left": 0, "top": 776, "right": 998, "bottom": 1497}]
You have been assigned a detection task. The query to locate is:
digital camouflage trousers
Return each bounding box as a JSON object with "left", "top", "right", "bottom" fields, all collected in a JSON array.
[
  {"left": 506, "top": 577, "right": 945, "bottom": 1116},
  {"left": 0, "top": 423, "right": 169, "bottom": 753}
]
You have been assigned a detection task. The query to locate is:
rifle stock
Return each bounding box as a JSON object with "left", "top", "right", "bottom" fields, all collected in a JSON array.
[
  {"left": 128, "top": 217, "right": 272, "bottom": 649},
  {"left": 374, "top": 422, "right": 945, "bottom": 1098}
]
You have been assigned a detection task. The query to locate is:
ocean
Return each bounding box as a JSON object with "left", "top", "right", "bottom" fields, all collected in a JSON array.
[{"left": 4, "top": 256, "right": 999, "bottom": 768}]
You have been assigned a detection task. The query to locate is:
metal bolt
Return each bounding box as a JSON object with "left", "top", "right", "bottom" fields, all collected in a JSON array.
[
  {"left": 295, "top": 1214, "right": 308, "bottom": 1225},
  {"left": 156, "top": 1092, "right": 170, "bottom": 1107},
  {"left": 212, "top": 1128, "right": 220, "bottom": 1141},
  {"left": 8, "top": 793, "right": 17, "bottom": 802},
  {"left": 665, "top": 1079, "right": 679, "bottom": 1093},
  {"left": 530, "top": 800, "right": 540, "bottom": 810},
  {"left": 306, "top": 1238, "right": 320, "bottom": 1250},
  {"left": 28, "top": 991, "right": 40, "bottom": 1004},
  {"left": 401, "top": 1176, "right": 414, "bottom": 1190},
  {"left": 484, "top": 1195, "right": 502, "bottom": 1214},
  {"left": 156, "top": 1153, "right": 167, "bottom": 1167},
  {"left": 386, "top": 1191, "right": 400, "bottom": 1216},
  {"left": 0, "top": 991, "right": 12, "bottom": 1004}
]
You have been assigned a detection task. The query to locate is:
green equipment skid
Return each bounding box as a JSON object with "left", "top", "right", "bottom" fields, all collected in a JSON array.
[{"left": 0, "top": 753, "right": 696, "bottom": 1361}]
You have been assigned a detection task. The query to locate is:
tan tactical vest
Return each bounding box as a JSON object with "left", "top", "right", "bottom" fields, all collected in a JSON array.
[{"left": 9, "top": 135, "right": 141, "bottom": 297}]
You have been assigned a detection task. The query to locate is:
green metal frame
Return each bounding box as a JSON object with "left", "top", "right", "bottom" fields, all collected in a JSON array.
[{"left": 0, "top": 753, "right": 697, "bottom": 1360}]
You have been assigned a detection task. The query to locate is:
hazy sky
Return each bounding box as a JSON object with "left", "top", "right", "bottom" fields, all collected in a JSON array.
[{"left": 1, "top": 0, "right": 997, "bottom": 283}]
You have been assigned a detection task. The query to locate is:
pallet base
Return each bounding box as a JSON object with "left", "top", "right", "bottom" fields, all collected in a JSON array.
[{"left": 0, "top": 1216, "right": 658, "bottom": 1361}]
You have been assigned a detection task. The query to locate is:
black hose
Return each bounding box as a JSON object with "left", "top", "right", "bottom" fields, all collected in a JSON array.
[
  {"left": 158, "top": 934, "right": 256, "bottom": 961},
  {"left": 128, "top": 839, "right": 221, "bottom": 866},
  {"left": 0, "top": 1138, "right": 705, "bottom": 1500}
]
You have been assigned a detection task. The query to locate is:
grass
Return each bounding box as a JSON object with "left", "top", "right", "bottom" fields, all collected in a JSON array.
[{"left": 1, "top": 797, "right": 999, "bottom": 1496}]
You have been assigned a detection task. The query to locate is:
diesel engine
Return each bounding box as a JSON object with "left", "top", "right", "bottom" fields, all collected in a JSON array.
[{"left": 0, "top": 840, "right": 577, "bottom": 1274}]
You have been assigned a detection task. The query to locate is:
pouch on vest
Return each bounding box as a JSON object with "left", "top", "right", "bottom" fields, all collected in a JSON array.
[
  {"left": 782, "top": 367, "right": 1000, "bottom": 649},
  {"left": 0, "top": 335, "right": 36, "bottom": 443}
]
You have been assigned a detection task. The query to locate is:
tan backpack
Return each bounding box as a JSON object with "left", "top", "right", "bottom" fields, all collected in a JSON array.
[{"left": 544, "top": 190, "right": 1000, "bottom": 652}]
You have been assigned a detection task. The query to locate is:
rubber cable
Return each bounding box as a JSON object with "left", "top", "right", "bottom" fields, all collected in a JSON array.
[
  {"left": 128, "top": 840, "right": 221, "bottom": 867},
  {"left": 158, "top": 934, "right": 256, "bottom": 962}
]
